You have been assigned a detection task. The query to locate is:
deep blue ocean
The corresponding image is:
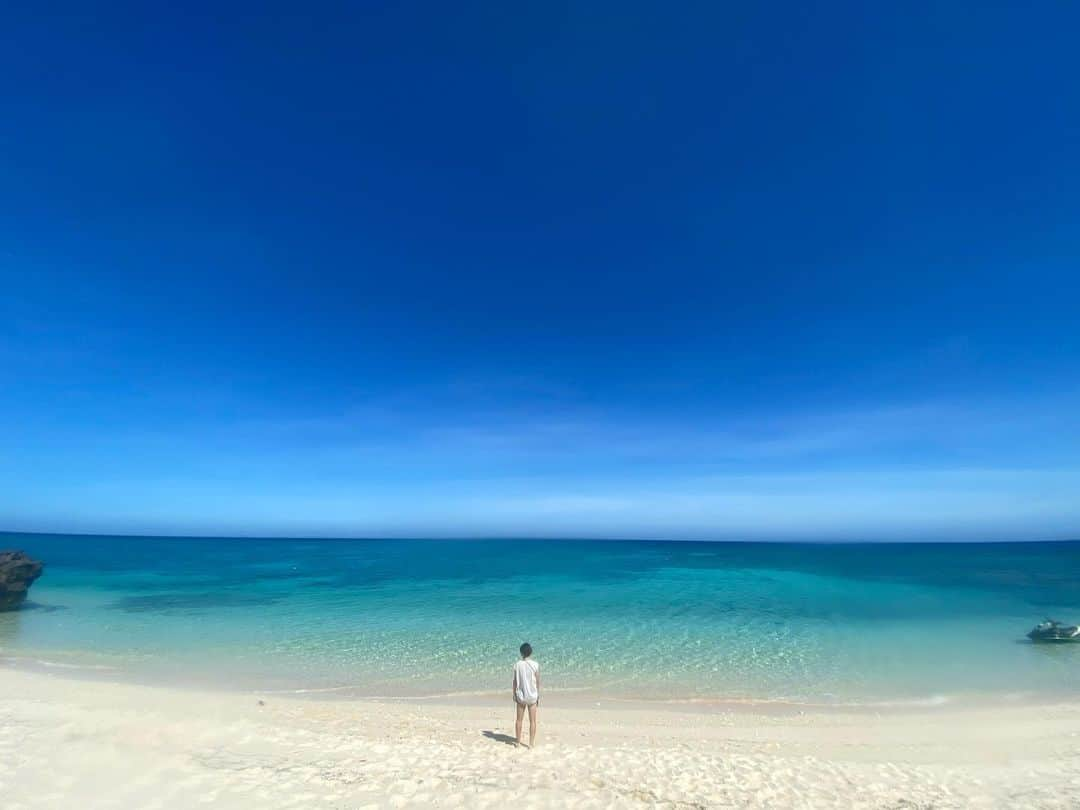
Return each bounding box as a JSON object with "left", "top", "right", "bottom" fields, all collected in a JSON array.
[{"left": 3, "top": 533, "right": 1080, "bottom": 705}]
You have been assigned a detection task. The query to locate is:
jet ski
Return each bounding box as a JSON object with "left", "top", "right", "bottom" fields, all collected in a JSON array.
[{"left": 1027, "top": 619, "right": 1080, "bottom": 643}]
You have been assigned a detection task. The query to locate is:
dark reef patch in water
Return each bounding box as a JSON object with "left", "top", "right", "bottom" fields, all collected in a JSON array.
[
  {"left": 15, "top": 602, "right": 69, "bottom": 613},
  {"left": 107, "top": 591, "right": 285, "bottom": 614}
]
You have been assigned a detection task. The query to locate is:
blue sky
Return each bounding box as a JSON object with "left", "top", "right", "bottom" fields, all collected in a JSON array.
[{"left": 2, "top": 2, "right": 1079, "bottom": 540}]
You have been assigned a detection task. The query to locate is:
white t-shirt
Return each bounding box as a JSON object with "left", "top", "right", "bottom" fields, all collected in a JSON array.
[{"left": 513, "top": 658, "right": 540, "bottom": 704}]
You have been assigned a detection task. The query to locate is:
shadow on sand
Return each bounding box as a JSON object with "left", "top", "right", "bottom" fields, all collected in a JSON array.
[{"left": 481, "top": 731, "right": 518, "bottom": 746}]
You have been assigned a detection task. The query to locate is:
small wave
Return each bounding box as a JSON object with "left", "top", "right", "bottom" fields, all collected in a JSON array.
[
  {"left": 253, "top": 684, "right": 598, "bottom": 700},
  {"left": 255, "top": 686, "right": 503, "bottom": 700},
  {"left": 846, "top": 694, "right": 953, "bottom": 708},
  {"left": 602, "top": 692, "right": 956, "bottom": 710},
  {"left": 0, "top": 655, "right": 117, "bottom": 672},
  {"left": 253, "top": 685, "right": 364, "bottom": 695}
]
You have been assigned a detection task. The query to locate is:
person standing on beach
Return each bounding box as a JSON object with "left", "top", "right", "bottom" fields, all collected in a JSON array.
[{"left": 512, "top": 642, "right": 540, "bottom": 747}]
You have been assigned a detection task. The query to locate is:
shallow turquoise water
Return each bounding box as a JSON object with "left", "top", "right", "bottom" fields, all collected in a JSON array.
[{"left": 3, "top": 533, "right": 1080, "bottom": 704}]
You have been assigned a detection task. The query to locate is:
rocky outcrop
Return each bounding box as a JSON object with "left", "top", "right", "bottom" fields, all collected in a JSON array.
[{"left": 0, "top": 551, "right": 44, "bottom": 610}]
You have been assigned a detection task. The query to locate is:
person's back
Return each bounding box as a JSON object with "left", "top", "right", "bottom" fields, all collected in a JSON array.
[
  {"left": 513, "top": 656, "right": 539, "bottom": 704},
  {"left": 511, "top": 642, "right": 540, "bottom": 747}
]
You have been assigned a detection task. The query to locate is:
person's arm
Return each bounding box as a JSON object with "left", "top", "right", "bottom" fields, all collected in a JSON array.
[
  {"left": 512, "top": 667, "right": 518, "bottom": 701},
  {"left": 536, "top": 665, "right": 541, "bottom": 704}
]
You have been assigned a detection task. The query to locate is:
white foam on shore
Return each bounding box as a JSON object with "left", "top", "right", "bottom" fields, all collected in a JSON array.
[
  {"left": 253, "top": 684, "right": 598, "bottom": 700},
  {"left": 841, "top": 694, "right": 953, "bottom": 708},
  {"left": 0, "top": 654, "right": 117, "bottom": 672}
]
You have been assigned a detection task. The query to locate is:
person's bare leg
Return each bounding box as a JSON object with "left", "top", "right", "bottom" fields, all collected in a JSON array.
[
  {"left": 515, "top": 702, "right": 525, "bottom": 746},
  {"left": 528, "top": 703, "right": 538, "bottom": 748}
]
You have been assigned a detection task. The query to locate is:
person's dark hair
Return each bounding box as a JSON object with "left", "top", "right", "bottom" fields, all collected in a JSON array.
[{"left": 519, "top": 642, "right": 532, "bottom": 658}]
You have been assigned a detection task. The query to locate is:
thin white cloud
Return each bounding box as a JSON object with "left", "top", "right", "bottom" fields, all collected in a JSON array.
[{"left": 4, "top": 388, "right": 1080, "bottom": 539}]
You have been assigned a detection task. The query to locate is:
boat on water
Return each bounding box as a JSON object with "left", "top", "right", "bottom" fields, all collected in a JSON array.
[{"left": 1028, "top": 619, "right": 1080, "bottom": 643}]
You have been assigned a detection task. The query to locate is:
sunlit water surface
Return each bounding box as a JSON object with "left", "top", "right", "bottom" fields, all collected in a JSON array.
[{"left": 3, "top": 534, "right": 1079, "bottom": 705}]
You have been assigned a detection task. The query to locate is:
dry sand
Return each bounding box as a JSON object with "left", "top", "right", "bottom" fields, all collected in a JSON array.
[{"left": 2, "top": 666, "right": 1080, "bottom": 808}]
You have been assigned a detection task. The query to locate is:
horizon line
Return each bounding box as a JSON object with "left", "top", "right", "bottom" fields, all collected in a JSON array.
[{"left": 3, "top": 529, "right": 1078, "bottom": 546}]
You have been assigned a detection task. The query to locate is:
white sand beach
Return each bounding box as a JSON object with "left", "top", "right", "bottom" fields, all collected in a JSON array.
[{"left": 2, "top": 667, "right": 1080, "bottom": 808}]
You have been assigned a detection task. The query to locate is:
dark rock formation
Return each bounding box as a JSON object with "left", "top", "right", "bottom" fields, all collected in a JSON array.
[{"left": 0, "top": 551, "right": 44, "bottom": 610}]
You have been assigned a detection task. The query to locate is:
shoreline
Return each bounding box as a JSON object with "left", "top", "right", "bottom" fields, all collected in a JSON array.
[
  {"left": 0, "top": 651, "right": 1065, "bottom": 717},
  {"left": 3, "top": 665, "right": 1080, "bottom": 807}
]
